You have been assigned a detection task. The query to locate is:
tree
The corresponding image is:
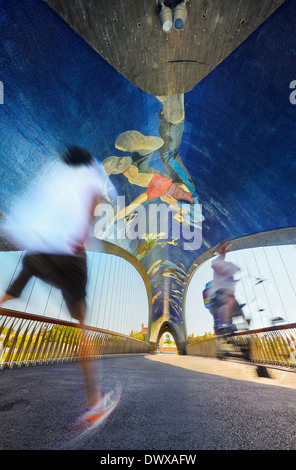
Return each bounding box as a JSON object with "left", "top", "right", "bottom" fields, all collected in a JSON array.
[
  {"left": 130, "top": 331, "right": 147, "bottom": 342},
  {"left": 164, "top": 334, "right": 175, "bottom": 347}
]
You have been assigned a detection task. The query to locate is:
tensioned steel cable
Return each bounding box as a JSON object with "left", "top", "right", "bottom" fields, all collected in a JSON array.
[
  {"left": 116, "top": 257, "right": 126, "bottom": 334},
  {"left": 136, "top": 270, "right": 148, "bottom": 334},
  {"left": 133, "top": 267, "right": 139, "bottom": 334},
  {"left": 133, "top": 270, "right": 140, "bottom": 334},
  {"left": 276, "top": 245, "right": 296, "bottom": 297},
  {"left": 129, "top": 264, "right": 135, "bottom": 335},
  {"left": 86, "top": 252, "right": 95, "bottom": 290},
  {"left": 119, "top": 260, "right": 126, "bottom": 334},
  {"left": 245, "top": 249, "right": 264, "bottom": 326},
  {"left": 95, "top": 253, "right": 108, "bottom": 329},
  {"left": 110, "top": 255, "right": 120, "bottom": 332},
  {"left": 44, "top": 285, "right": 53, "bottom": 317},
  {"left": 131, "top": 266, "right": 136, "bottom": 335},
  {"left": 105, "top": 255, "right": 113, "bottom": 331},
  {"left": 263, "top": 246, "right": 289, "bottom": 322},
  {"left": 232, "top": 250, "right": 254, "bottom": 324},
  {"left": 89, "top": 252, "right": 101, "bottom": 326},
  {"left": 101, "top": 254, "right": 114, "bottom": 330},
  {"left": 57, "top": 290, "right": 65, "bottom": 320},
  {"left": 24, "top": 277, "right": 37, "bottom": 313},
  {"left": 110, "top": 256, "right": 120, "bottom": 333},
  {"left": 257, "top": 247, "right": 276, "bottom": 318},
  {"left": 122, "top": 260, "right": 130, "bottom": 335},
  {"left": 114, "top": 257, "right": 125, "bottom": 334},
  {"left": 5, "top": 251, "right": 24, "bottom": 292},
  {"left": 97, "top": 254, "right": 109, "bottom": 329},
  {"left": 119, "top": 258, "right": 126, "bottom": 333},
  {"left": 122, "top": 260, "right": 129, "bottom": 335},
  {"left": 233, "top": 251, "right": 252, "bottom": 320},
  {"left": 107, "top": 255, "right": 115, "bottom": 331}
]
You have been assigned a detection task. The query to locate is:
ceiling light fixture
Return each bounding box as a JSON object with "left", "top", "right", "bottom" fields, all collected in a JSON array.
[
  {"left": 173, "top": 0, "right": 188, "bottom": 30},
  {"left": 156, "top": 0, "right": 173, "bottom": 33}
]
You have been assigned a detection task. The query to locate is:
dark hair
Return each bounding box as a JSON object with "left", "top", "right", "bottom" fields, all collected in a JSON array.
[{"left": 61, "top": 145, "right": 94, "bottom": 166}]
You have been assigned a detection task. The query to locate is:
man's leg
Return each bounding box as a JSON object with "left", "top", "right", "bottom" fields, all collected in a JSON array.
[
  {"left": 66, "top": 299, "right": 100, "bottom": 408},
  {"left": 68, "top": 298, "right": 122, "bottom": 432},
  {"left": 0, "top": 293, "right": 16, "bottom": 305},
  {"left": 0, "top": 256, "right": 33, "bottom": 305},
  {"left": 224, "top": 295, "right": 237, "bottom": 324},
  {"left": 216, "top": 292, "right": 235, "bottom": 325}
]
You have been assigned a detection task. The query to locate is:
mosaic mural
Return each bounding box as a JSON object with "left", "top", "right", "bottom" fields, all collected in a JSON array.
[{"left": 0, "top": 0, "right": 295, "bottom": 352}]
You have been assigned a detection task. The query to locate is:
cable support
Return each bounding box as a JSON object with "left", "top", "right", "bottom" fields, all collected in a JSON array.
[
  {"left": 102, "top": 254, "right": 114, "bottom": 330},
  {"left": 263, "top": 246, "right": 289, "bottom": 322},
  {"left": 24, "top": 277, "right": 37, "bottom": 313},
  {"left": 89, "top": 252, "right": 101, "bottom": 326},
  {"left": 276, "top": 245, "right": 296, "bottom": 297},
  {"left": 108, "top": 255, "right": 120, "bottom": 332},
  {"left": 44, "top": 285, "right": 53, "bottom": 317},
  {"left": 124, "top": 261, "right": 130, "bottom": 335},
  {"left": 95, "top": 253, "right": 108, "bottom": 329},
  {"left": 249, "top": 248, "right": 268, "bottom": 326}
]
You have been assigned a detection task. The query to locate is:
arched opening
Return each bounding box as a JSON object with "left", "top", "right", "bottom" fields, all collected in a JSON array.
[
  {"left": 0, "top": 250, "right": 150, "bottom": 337},
  {"left": 185, "top": 243, "right": 296, "bottom": 340},
  {"left": 153, "top": 321, "right": 180, "bottom": 354},
  {"left": 158, "top": 332, "right": 177, "bottom": 354}
]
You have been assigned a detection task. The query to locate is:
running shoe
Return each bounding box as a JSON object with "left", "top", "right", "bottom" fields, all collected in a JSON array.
[{"left": 79, "top": 386, "right": 122, "bottom": 434}]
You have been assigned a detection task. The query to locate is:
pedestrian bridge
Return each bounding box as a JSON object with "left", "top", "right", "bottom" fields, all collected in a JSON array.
[{"left": 1, "top": 250, "right": 296, "bottom": 451}]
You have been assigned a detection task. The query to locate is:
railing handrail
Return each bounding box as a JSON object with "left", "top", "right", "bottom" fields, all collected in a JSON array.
[
  {"left": 0, "top": 309, "right": 151, "bottom": 369},
  {"left": 186, "top": 323, "right": 296, "bottom": 369},
  {"left": 0, "top": 307, "right": 149, "bottom": 346},
  {"left": 188, "top": 323, "right": 296, "bottom": 345}
]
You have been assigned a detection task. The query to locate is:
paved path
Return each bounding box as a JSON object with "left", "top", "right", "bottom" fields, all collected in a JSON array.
[{"left": 0, "top": 354, "right": 296, "bottom": 451}]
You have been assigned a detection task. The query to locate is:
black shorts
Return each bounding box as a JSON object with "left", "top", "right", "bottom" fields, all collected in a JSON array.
[{"left": 7, "top": 252, "right": 88, "bottom": 314}]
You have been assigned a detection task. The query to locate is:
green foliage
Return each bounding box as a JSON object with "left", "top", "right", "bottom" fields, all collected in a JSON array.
[
  {"left": 130, "top": 331, "right": 147, "bottom": 342},
  {"left": 164, "top": 333, "right": 174, "bottom": 346},
  {"left": 44, "top": 324, "right": 82, "bottom": 344},
  {"left": 188, "top": 332, "right": 214, "bottom": 343}
]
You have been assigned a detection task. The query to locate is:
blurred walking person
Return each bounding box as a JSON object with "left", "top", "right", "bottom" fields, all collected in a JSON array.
[{"left": 207, "top": 240, "right": 249, "bottom": 334}]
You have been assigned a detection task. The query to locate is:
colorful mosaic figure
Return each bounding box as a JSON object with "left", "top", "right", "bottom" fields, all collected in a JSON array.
[{"left": 101, "top": 94, "right": 203, "bottom": 228}]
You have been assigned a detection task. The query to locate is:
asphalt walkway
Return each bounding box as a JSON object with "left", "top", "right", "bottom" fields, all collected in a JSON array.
[{"left": 1, "top": 354, "right": 296, "bottom": 452}]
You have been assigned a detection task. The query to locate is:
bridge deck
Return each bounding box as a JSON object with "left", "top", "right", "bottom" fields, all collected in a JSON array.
[{"left": 1, "top": 354, "right": 296, "bottom": 451}]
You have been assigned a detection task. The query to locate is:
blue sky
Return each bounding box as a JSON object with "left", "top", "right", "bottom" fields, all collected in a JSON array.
[
  {"left": 186, "top": 244, "right": 296, "bottom": 336},
  {"left": 0, "top": 251, "right": 149, "bottom": 336}
]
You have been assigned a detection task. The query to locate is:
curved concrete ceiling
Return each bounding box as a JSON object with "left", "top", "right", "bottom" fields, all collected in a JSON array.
[{"left": 45, "top": 0, "right": 285, "bottom": 95}]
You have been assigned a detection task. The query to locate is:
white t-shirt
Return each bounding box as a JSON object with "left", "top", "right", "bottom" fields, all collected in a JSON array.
[
  {"left": 6, "top": 160, "right": 116, "bottom": 255},
  {"left": 210, "top": 254, "right": 240, "bottom": 296}
]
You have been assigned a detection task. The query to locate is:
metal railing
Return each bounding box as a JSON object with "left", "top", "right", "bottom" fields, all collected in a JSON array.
[
  {"left": 0, "top": 308, "right": 151, "bottom": 369},
  {"left": 186, "top": 323, "right": 296, "bottom": 369}
]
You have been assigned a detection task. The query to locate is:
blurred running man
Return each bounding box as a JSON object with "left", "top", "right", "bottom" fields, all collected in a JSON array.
[{"left": 0, "top": 145, "right": 121, "bottom": 432}]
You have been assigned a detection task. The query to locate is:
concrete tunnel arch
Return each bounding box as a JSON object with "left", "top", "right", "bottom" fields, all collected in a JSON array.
[{"left": 182, "top": 228, "right": 296, "bottom": 347}]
